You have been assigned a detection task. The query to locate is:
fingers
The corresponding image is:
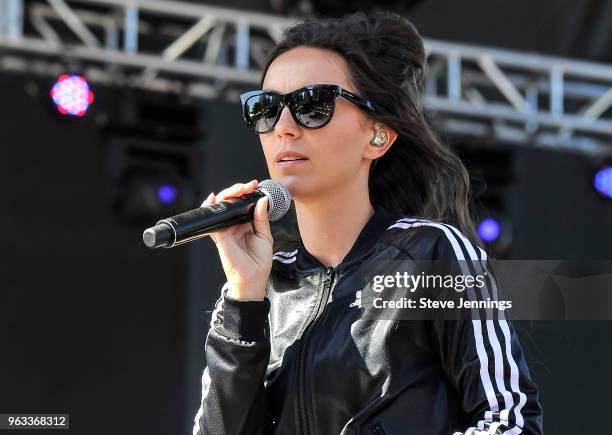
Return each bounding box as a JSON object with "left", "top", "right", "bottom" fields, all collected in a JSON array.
[
  {"left": 202, "top": 180, "right": 258, "bottom": 206},
  {"left": 200, "top": 192, "right": 218, "bottom": 244},
  {"left": 216, "top": 179, "right": 258, "bottom": 202},
  {"left": 200, "top": 191, "right": 216, "bottom": 207},
  {"left": 200, "top": 180, "right": 259, "bottom": 245},
  {"left": 252, "top": 196, "right": 273, "bottom": 245}
]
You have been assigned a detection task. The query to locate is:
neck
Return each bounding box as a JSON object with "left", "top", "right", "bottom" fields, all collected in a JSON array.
[{"left": 294, "top": 181, "right": 374, "bottom": 269}]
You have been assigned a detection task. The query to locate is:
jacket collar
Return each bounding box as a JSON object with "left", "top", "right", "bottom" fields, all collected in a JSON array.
[{"left": 295, "top": 206, "right": 399, "bottom": 272}]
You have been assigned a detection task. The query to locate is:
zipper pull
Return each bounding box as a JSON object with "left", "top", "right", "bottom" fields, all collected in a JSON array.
[{"left": 323, "top": 266, "right": 333, "bottom": 284}]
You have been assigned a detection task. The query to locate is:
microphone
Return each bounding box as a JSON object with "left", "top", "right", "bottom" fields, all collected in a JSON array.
[{"left": 143, "top": 179, "right": 291, "bottom": 249}]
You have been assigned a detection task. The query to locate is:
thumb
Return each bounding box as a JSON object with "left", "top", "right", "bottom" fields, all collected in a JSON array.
[{"left": 252, "top": 196, "right": 272, "bottom": 244}]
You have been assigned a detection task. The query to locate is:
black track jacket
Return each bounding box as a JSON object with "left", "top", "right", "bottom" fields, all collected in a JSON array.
[{"left": 192, "top": 206, "right": 544, "bottom": 435}]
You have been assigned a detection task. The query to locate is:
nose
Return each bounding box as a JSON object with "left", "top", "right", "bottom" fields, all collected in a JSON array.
[{"left": 273, "top": 105, "right": 301, "bottom": 138}]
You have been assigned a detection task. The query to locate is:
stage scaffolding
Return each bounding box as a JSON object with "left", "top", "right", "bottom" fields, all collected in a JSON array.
[{"left": 1, "top": 0, "right": 612, "bottom": 155}]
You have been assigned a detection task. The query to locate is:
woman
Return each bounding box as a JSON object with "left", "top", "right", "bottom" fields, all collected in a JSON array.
[{"left": 192, "top": 11, "right": 543, "bottom": 435}]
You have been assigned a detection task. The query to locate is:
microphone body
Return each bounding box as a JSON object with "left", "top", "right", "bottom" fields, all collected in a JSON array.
[{"left": 143, "top": 179, "right": 290, "bottom": 249}]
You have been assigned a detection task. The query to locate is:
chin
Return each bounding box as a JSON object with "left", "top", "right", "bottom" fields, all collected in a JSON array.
[{"left": 273, "top": 175, "right": 315, "bottom": 201}]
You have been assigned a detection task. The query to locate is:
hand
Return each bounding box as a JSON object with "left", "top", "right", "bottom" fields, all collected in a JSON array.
[{"left": 201, "top": 180, "right": 273, "bottom": 301}]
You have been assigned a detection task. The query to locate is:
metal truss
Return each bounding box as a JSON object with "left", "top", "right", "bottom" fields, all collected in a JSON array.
[
  {"left": 1, "top": 0, "right": 612, "bottom": 155},
  {"left": 425, "top": 40, "right": 612, "bottom": 156},
  {"left": 0, "top": 0, "right": 297, "bottom": 95}
]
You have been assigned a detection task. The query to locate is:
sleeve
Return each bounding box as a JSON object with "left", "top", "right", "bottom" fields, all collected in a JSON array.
[
  {"left": 192, "top": 282, "right": 274, "bottom": 435},
  {"left": 427, "top": 225, "right": 544, "bottom": 435}
]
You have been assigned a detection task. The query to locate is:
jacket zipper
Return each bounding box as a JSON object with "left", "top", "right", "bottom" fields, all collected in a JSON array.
[{"left": 297, "top": 265, "right": 335, "bottom": 435}]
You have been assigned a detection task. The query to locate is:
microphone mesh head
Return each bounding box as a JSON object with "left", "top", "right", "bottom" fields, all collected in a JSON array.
[{"left": 257, "top": 179, "right": 292, "bottom": 221}]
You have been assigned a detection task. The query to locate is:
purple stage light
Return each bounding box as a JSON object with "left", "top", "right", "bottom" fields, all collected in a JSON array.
[
  {"left": 594, "top": 165, "right": 612, "bottom": 199},
  {"left": 478, "top": 218, "right": 501, "bottom": 243},
  {"left": 157, "top": 184, "right": 178, "bottom": 204}
]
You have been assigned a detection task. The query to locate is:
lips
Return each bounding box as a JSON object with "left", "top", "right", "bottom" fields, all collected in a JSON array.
[
  {"left": 275, "top": 150, "right": 308, "bottom": 163},
  {"left": 277, "top": 158, "right": 307, "bottom": 168},
  {"left": 279, "top": 156, "right": 306, "bottom": 161}
]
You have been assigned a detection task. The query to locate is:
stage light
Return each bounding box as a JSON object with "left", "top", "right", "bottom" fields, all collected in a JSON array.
[
  {"left": 50, "top": 74, "right": 94, "bottom": 117},
  {"left": 157, "top": 184, "right": 178, "bottom": 205},
  {"left": 594, "top": 165, "right": 612, "bottom": 199},
  {"left": 114, "top": 172, "right": 195, "bottom": 221},
  {"left": 477, "top": 218, "right": 501, "bottom": 243}
]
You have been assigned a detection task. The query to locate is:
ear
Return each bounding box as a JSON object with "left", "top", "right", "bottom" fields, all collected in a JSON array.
[{"left": 363, "top": 121, "right": 398, "bottom": 162}]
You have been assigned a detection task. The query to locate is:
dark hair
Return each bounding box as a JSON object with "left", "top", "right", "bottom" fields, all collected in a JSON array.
[{"left": 260, "top": 11, "right": 481, "bottom": 244}]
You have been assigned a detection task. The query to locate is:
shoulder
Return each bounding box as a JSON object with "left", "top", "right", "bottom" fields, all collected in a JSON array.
[{"left": 382, "top": 216, "right": 487, "bottom": 261}]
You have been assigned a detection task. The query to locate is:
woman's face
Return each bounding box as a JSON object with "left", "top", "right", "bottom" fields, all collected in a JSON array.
[{"left": 260, "top": 46, "right": 378, "bottom": 202}]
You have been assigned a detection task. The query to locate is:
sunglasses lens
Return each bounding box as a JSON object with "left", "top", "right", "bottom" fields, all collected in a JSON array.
[
  {"left": 244, "top": 93, "right": 280, "bottom": 133},
  {"left": 291, "top": 88, "right": 334, "bottom": 128}
]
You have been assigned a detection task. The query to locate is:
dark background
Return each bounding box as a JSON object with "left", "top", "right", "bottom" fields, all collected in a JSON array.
[{"left": 2, "top": 1, "right": 612, "bottom": 434}]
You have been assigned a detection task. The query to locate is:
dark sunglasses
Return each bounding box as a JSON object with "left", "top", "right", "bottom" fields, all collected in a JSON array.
[{"left": 239, "top": 84, "right": 377, "bottom": 134}]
